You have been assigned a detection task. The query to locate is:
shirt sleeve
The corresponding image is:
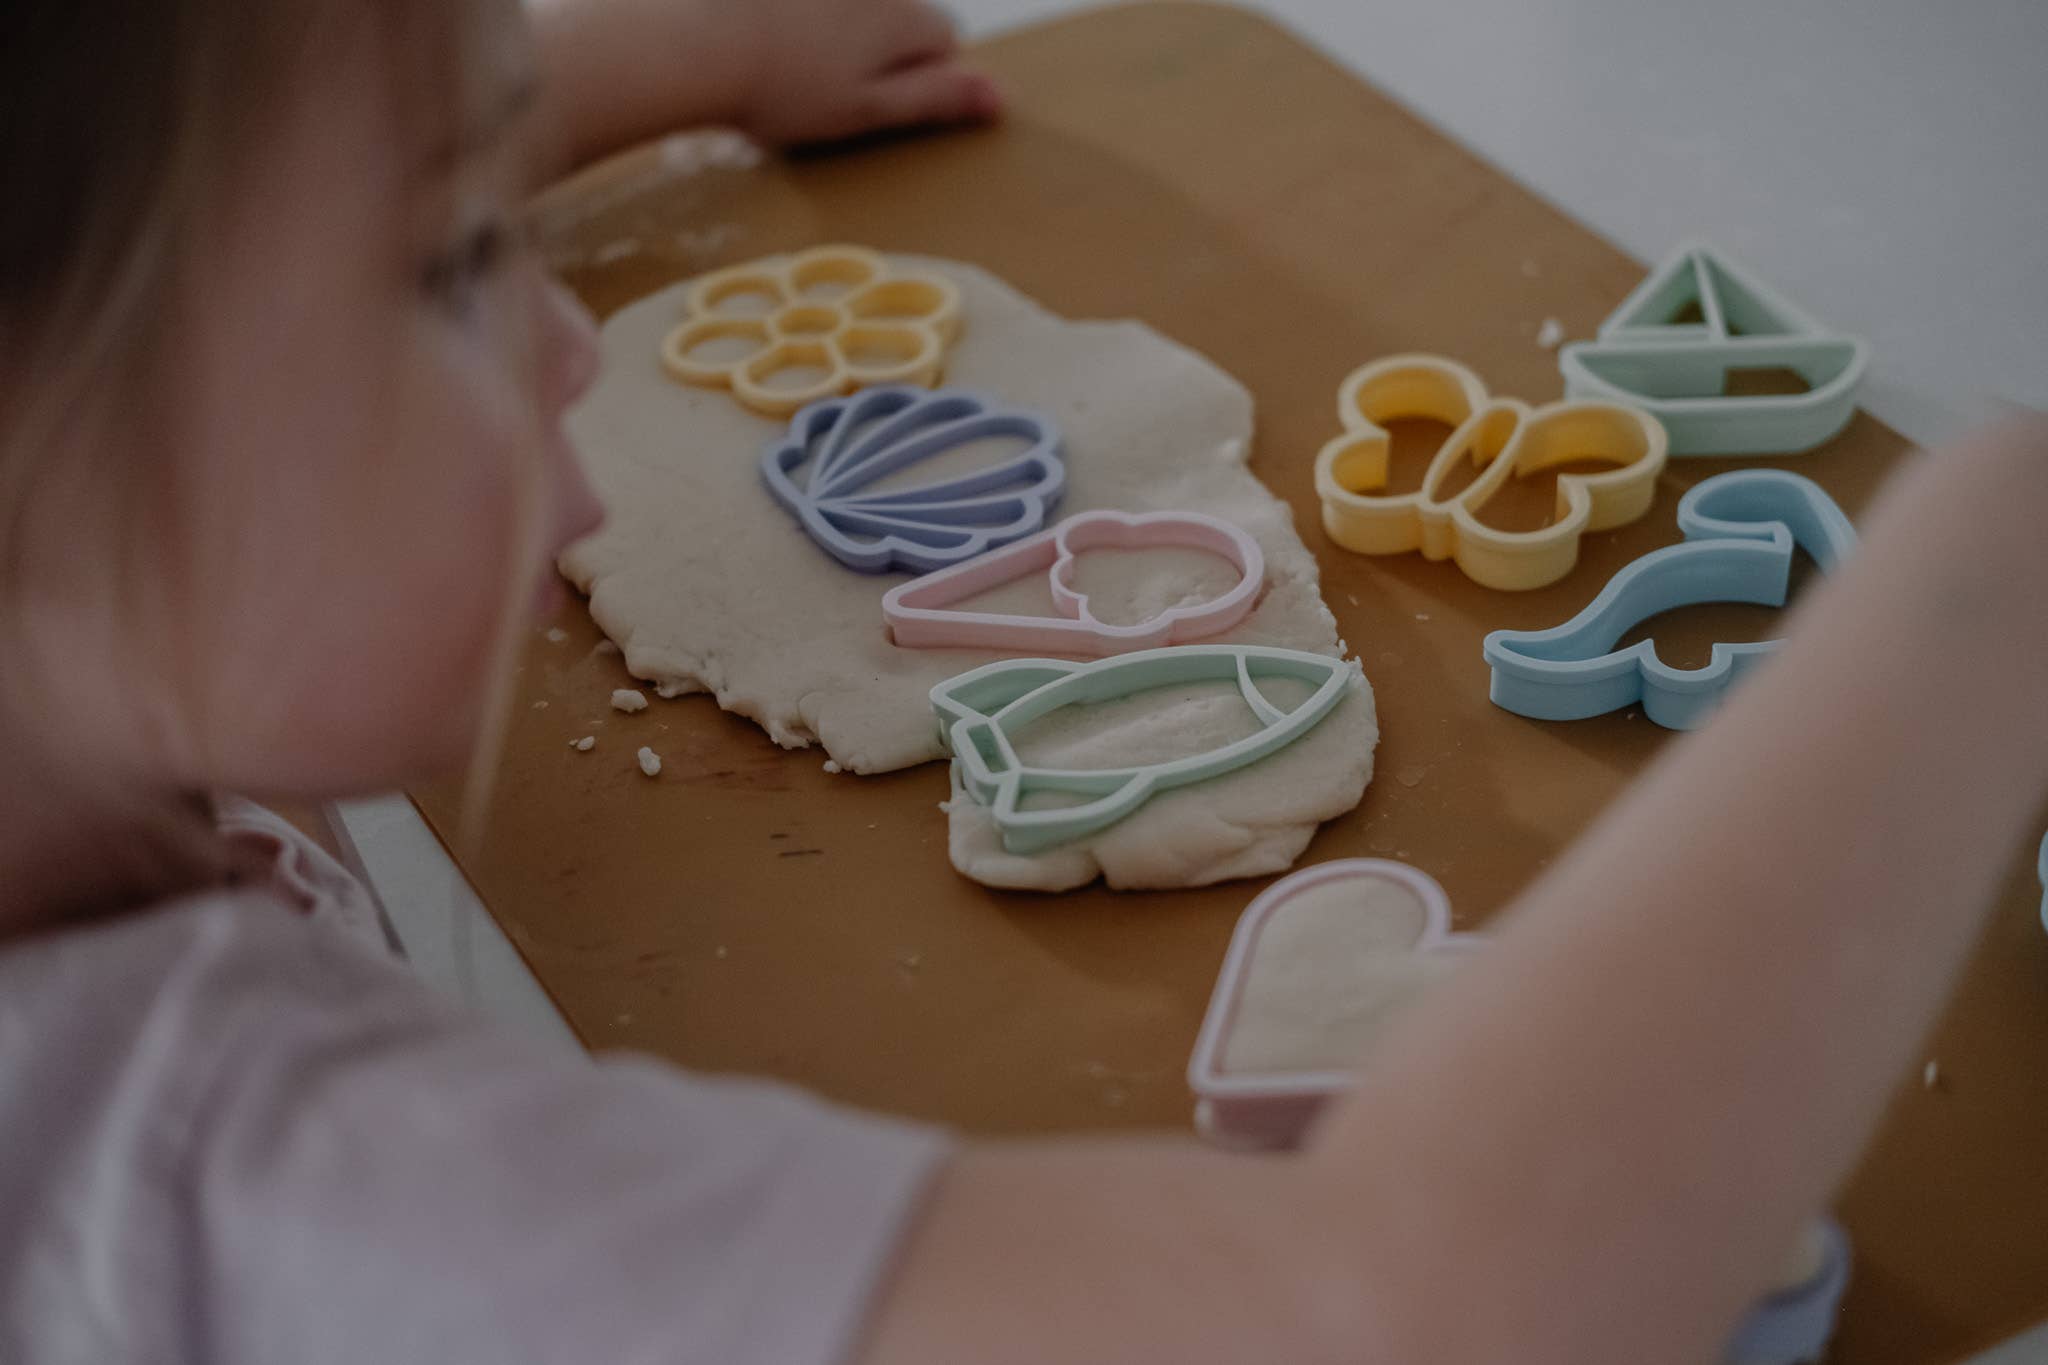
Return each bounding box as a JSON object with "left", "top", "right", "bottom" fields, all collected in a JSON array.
[{"left": 3, "top": 895, "right": 947, "bottom": 1365}]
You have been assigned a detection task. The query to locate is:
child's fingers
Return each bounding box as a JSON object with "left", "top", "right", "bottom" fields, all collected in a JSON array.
[
  {"left": 859, "top": 60, "right": 1004, "bottom": 131},
  {"left": 885, "top": 0, "right": 963, "bottom": 66}
]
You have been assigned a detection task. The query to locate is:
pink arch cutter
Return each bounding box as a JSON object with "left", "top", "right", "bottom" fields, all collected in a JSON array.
[{"left": 882, "top": 508, "right": 1266, "bottom": 657}]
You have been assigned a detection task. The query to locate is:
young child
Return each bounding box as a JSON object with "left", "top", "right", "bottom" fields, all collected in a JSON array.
[{"left": 1, "top": 1, "right": 2042, "bottom": 1361}]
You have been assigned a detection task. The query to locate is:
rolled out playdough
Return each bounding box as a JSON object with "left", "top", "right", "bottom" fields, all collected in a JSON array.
[{"left": 562, "top": 256, "right": 1375, "bottom": 889}]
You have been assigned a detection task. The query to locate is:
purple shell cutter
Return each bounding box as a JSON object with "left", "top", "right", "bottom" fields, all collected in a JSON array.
[
  {"left": 759, "top": 385, "right": 1065, "bottom": 573},
  {"left": 1187, "top": 857, "right": 1851, "bottom": 1365},
  {"left": 1484, "top": 469, "right": 1856, "bottom": 730}
]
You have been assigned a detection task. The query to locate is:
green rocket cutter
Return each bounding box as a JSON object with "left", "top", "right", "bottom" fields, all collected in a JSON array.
[{"left": 933, "top": 645, "right": 1359, "bottom": 854}]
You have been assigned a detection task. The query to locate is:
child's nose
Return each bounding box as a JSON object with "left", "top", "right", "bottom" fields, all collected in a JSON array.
[{"left": 538, "top": 276, "right": 601, "bottom": 413}]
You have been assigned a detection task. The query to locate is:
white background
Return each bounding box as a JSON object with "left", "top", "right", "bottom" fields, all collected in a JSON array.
[{"left": 949, "top": 0, "right": 2048, "bottom": 447}]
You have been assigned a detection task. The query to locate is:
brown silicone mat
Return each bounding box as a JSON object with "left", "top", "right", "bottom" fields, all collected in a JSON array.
[{"left": 412, "top": 7, "right": 2048, "bottom": 1359}]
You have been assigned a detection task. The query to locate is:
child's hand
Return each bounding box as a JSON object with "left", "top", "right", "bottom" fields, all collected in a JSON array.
[
  {"left": 533, "top": 0, "right": 1003, "bottom": 174},
  {"left": 726, "top": 0, "right": 1004, "bottom": 146}
]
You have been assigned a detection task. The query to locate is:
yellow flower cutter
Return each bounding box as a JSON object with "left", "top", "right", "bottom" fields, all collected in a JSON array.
[
  {"left": 660, "top": 245, "right": 962, "bottom": 418},
  {"left": 1313, "top": 355, "right": 1668, "bottom": 591}
]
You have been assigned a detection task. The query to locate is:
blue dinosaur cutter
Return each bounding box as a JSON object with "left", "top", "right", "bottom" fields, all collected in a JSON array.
[{"left": 1483, "top": 470, "right": 1856, "bottom": 730}]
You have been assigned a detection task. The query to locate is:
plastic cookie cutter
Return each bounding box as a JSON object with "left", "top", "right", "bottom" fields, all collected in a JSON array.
[
  {"left": 1483, "top": 469, "right": 1857, "bottom": 730},
  {"left": 2038, "top": 830, "right": 2048, "bottom": 935},
  {"left": 1313, "top": 354, "right": 1669, "bottom": 591},
  {"left": 1727, "top": 1221, "right": 1853, "bottom": 1365},
  {"left": 934, "top": 645, "right": 1357, "bottom": 854},
  {"left": 760, "top": 386, "right": 1066, "bottom": 573},
  {"left": 1559, "top": 242, "right": 1871, "bottom": 456},
  {"left": 660, "top": 245, "right": 963, "bottom": 418},
  {"left": 882, "top": 509, "right": 1265, "bottom": 656},
  {"left": 1187, "top": 858, "right": 1483, "bottom": 1149},
  {"left": 1186, "top": 856, "right": 1853, "bottom": 1365}
]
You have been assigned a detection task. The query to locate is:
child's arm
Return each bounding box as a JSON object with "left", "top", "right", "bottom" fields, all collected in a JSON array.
[
  {"left": 530, "top": 0, "right": 1001, "bottom": 173},
  {"left": 857, "top": 417, "right": 2048, "bottom": 1365}
]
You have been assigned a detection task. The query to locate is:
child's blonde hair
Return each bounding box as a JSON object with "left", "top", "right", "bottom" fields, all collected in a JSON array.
[{"left": 0, "top": 0, "right": 483, "bottom": 921}]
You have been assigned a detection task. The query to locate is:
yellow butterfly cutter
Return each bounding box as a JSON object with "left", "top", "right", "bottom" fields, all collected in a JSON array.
[
  {"left": 1312, "top": 354, "right": 1669, "bottom": 591},
  {"left": 660, "top": 245, "right": 963, "bottom": 418}
]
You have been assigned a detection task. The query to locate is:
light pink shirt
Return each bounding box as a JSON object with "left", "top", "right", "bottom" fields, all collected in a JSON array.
[{"left": 0, "top": 807, "right": 945, "bottom": 1363}]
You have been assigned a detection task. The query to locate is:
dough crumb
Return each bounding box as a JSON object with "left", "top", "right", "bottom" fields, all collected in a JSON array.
[
  {"left": 544, "top": 627, "right": 569, "bottom": 644},
  {"left": 531, "top": 700, "right": 549, "bottom": 710},
  {"left": 715, "top": 945, "right": 729, "bottom": 959},
  {"left": 1416, "top": 612, "right": 1432, "bottom": 622},
  {"left": 591, "top": 239, "right": 642, "bottom": 267},
  {"left": 1346, "top": 594, "right": 1359, "bottom": 607},
  {"left": 612, "top": 688, "right": 649, "bottom": 713},
  {"left": 637, "top": 746, "right": 662, "bottom": 777},
  {"left": 1923, "top": 1060, "right": 1942, "bottom": 1090},
  {"left": 675, "top": 224, "right": 742, "bottom": 256},
  {"left": 594, "top": 640, "right": 621, "bottom": 656},
  {"left": 822, "top": 760, "right": 841, "bottom": 774},
  {"left": 570, "top": 736, "right": 596, "bottom": 752},
  {"left": 1535, "top": 317, "right": 1566, "bottom": 349}
]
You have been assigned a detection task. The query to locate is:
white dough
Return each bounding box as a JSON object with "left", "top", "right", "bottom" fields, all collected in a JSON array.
[
  {"left": 1221, "top": 877, "right": 1462, "bottom": 1074},
  {"left": 563, "top": 256, "right": 1376, "bottom": 890},
  {"left": 636, "top": 746, "right": 662, "bottom": 777}
]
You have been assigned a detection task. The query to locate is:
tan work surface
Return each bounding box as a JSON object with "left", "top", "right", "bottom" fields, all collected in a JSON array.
[{"left": 413, "top": 5, "right": 2048, "bottom": 1360}]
